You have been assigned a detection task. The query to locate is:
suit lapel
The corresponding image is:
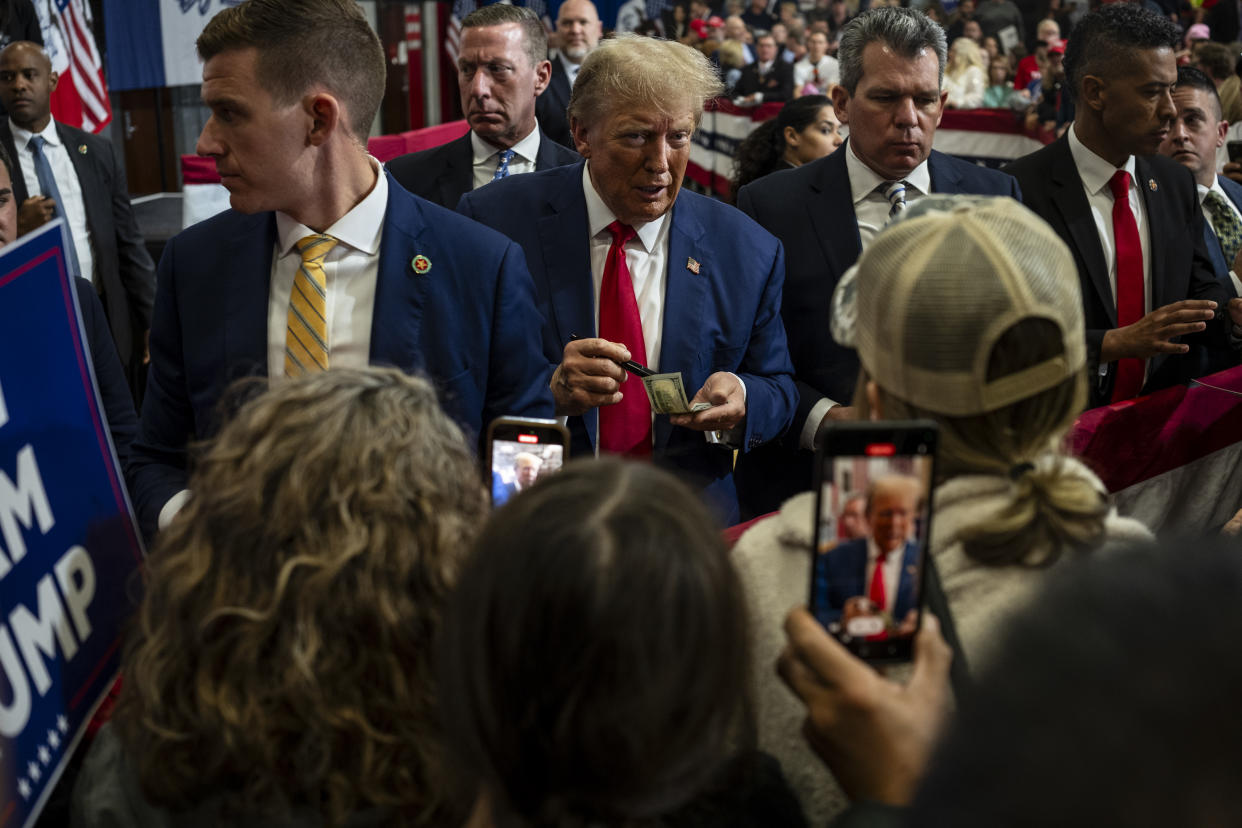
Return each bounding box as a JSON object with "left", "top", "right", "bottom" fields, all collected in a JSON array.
[
  {"left": 225, "top": 212, "right": 278, "bottom": 374},
  {"left": 538, "top": 164, "right": 596, "bottom": 442},
  {"left": 534, "top": 129, "right": 562, "bottom": 171},
  {"left": 927, "top": 150, "right": 962, "bottom": 193},
  {"left": 371, "top": 172, "right": 428, "bottom": 371},
  {"left": 1048, "top": 137, "right": 1115, "bottom": 323},
  {"left": 656, "top": 195, "right": 709, "bottom": 453},
  {"left": 1135, "top": 156, "right": 1171, "bottom": 308},
  {"left": 60, "top": 124, "right": 106, "bottom": 252},
  {"left": 437, "top": 134, "right": 473, "bottom": 210},
  {"left": 809, "top": 146, "right": 860, "bottom": 275}
]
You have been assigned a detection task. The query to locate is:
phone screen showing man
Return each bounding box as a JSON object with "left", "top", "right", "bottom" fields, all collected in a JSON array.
[
  {"left": 490, "top": 437, "right": 564, "bottom": 507},
  {"left": 810, "top": 426, "right": 935, "bottom": 660}
]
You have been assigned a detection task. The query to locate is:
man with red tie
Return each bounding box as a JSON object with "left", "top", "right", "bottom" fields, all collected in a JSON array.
[
  {"left": 1005, "top": 3, "right": 1242, "bottom": 408},
  {"left": 813, "top": 475, "right": 921, "bottom": 634},
  {"left": 459, "top": 34, "right": 797, "bottom": 522}
]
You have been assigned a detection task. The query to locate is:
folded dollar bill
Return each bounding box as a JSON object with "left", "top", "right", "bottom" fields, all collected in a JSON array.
[{"left": 641, "top": 372, "right": 713, "bottom": 415}]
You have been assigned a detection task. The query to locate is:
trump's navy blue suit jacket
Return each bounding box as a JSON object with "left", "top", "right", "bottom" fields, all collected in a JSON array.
[
  {"left": 128, "top": 172, "right": 554, "bottom": 536},
  {"left": 814, "top": 537, "right": 920, "bottom": 624},
  {"left": 457, "top": 161, "right": 797, "bottom": 522},
  {"left": 1200, "top": 175, "right": 1242, "bottom": 375}
]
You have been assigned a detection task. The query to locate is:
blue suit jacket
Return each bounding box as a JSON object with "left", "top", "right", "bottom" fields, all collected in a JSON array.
[
  {"left": 1200, "top": 175, "right": 1242, "bottom": 376},
  {"left": 129, "top": 172, "right": 553, "bottom": 536},
  {"left": 734, "top": 144, "right": 1023, "bottom": 517},
  {"left": 458, "top": 161, "right": 797, "bottom": 522},
  {"left": 813, "top": 537, "right": 920, "bottom": 625}
]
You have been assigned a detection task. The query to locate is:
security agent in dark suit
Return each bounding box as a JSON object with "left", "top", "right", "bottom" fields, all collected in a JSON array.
[
  {"left": 534, "top": 0, "right": 602, "bottom": 150},
  {"left": 732, "top": 6, "right": 1021, "bottom": 517},
  {"left": 1006, "top": 3, "right": 1242, "bottom": 410},
  {"left": 733, "top": 33, "right": 795, "bottom": 105},
  {"left": 1157, "top": 65, "right": 1242, "bottom": 375},
  {"left": 0, "top": 40, "right": 155, "bottom": 395},
  {"left": 130, "top": 0, "right": 552, "bottom": 538},
  {"left": 388, "top": 5, "right": 579, "bottom": 209},
  {"left": 0, "top": 139, "right": 137, "bottom": 467}
]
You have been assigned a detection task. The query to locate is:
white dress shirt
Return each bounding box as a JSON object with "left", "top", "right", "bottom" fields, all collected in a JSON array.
[
  {"left": 1066, "top": 124, "right": 1153, "bottom": 313},
  {"left": 558, "top": 51, "right": 582, "bottom": 87},
  {"left": 583, "top": 162, "right": 670, "bottom": 371},
  {"left": 268, "top": 159, "right": 386, "bottom": 378},
  {"left": 800, "top": 144, "right": 932, "bottom": 450},
  {"left": 11, "top": 117, "right": 93, "bottom": 282},
  {"left": 845, "top": 141, "right": 932, "bottom": 251},
  {"left": 865, "top": 537, "right": 906, "bottom": 615},
  {"left": 1200, "top": 176, "right": 1242, "bottom": 296},
  {"left": 471, "top": 127, "right": 540, "bottom": 190},
  {"left": 792, "top": 55, "right": 840, "bottom": 91}
]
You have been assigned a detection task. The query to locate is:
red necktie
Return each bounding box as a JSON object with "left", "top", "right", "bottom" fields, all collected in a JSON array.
[
  {"left": 598, "top": 221, "right": 652, "bottom": 457},
  {"left": 868, "top": 549, "right": 888, "bottom": 611},
  {"left": 1108, "top": 170, "right": 1145, "bottom": 402}
]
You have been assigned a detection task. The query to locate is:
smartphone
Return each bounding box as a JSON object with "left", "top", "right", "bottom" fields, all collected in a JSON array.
[
  {"left": 809, "top": 421, "right": 938, "bottom": 662},
  {"left": 485, "top": 416, "right": 571, "bottom": 507},
  {"left": 1228, "top": 141, "right": 1242, "bottom": 164}
]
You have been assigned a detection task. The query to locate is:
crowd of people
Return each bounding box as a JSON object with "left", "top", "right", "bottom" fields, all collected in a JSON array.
[{"left": 11, "top": 0, "right": 1242, "bottom": 823}]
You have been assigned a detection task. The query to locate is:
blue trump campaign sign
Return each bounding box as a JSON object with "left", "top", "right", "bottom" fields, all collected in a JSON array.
[{"left": 0, "top": 221, "right": 144, "bottom": 827}]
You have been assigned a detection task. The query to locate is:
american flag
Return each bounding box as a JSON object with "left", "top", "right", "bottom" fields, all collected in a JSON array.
[
  {"left": 40, "top": 0, "right": 111, "bottom": 133},
  {"left": 446, "top": 0, "right": 478, "bottom": 67}
]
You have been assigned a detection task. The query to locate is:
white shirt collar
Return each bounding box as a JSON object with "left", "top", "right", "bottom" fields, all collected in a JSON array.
[
  {"left": 470, "top": 124, "right": 541, "bottom": 167},
  {"left": 1068, "top": 122, "right": 1136, "bottom": 197},
  {"left": 581, "top": 162, "right": 669, "bottom": 252},
  {"left": 844, "top": 138, "right": 931, "bottom": 206},
  {"left": 758, "top": 59, "right": 774, "bottom": 73},
  {"left": 275, "top": 157, "right": 386, "bottom": 257},
  {"left": 1202, "top": 175, "right": 1234, "bottom": 206},
  {"left": 559, "top": 51, "right": 581, "bottom": 82},
  {"left": 10, "top": 117, "right": 59, "bottom": 150}
]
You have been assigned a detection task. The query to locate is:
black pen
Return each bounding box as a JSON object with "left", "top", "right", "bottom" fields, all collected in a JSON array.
[{"left": 569, "top": 333, "right": 654, "bottom": 377}]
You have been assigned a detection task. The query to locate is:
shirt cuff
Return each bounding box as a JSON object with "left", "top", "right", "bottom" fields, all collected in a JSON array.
[
  {"left": 158, "top": 489, "right": 191, "bottom": 530},
  {"left": 706, "top": 372, "right": 747, "bottom": 447},
  {"left": 800, "top": 396, "right": 840, "bottom": 452}
]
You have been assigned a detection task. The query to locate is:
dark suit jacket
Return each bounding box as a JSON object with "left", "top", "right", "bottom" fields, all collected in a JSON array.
[
  {"left": 457, "top": 161, "right": 798, "bottom": 523},
  {"left": 1195, "top": 175, "right": 1242, "bottom": 375},
  {"left": 128, "top": 172, "right": 554, "bottom": 537},
  {"left": 733, "top": 144, "right": 1022, "bottom": 517},
  {"left": 1004, "top": 136, "right": 1233, "bottom": 407},
  {"left": 535, "top": 56, "right": 574, "bottom": 150},
  {"left": 386, "top": 129, "right": 579, "bottom": 209},
  {"left": 734, "top": 59, "right": 795, "bottom": 103},
  {"left": 814, "top": 538, "right": 919, "bottom": 624},
  {"left": 1, "top": 120, "right": 156, "bottom": 373},
  {"left": 76, "top": 276, "right": 138, "bottom": 472}
]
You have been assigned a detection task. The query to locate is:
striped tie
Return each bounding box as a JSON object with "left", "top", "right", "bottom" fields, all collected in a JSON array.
[
  {"left": 883, "top": 180, "right": 907, "bottom": 219},
  {"left": 285, "top": 234, "right": 337, "bottom": 377}
]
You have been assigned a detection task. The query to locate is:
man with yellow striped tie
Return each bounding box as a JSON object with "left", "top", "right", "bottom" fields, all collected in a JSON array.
[{"left": 128, "top": 0, "right": 553, "bottom": 538}]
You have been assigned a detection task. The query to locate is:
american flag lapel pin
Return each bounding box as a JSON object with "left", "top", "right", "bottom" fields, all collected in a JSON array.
[
  {"left": 686, "top": 256, "right": 701, "bottom": 275},
  {"left": 78, "top": 144, "right": 87, "bottom": 155}
]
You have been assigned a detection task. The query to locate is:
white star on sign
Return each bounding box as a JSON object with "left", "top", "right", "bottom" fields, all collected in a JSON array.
[
  {"left": 47, "top": 729, "right": 60, "bottom": 749},
  {"left": 28, "top": 761, "right": 40, "bottom": 782},
  {"left": 37, "top": 746, "right": 50, "bottom": 765},
  {"left": 18, "top": 779, "right": 30, "bottom": 799},
  {"left": 57, "top": 715, "right": 68, "bottom": 733}
]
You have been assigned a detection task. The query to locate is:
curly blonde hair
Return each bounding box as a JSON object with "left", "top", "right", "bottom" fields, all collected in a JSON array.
[{"left": 113, "top": 367, "right": 487, "bottom": 826}]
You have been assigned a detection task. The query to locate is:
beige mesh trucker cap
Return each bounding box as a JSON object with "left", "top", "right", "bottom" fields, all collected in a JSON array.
[{"left": 831, "top": 196, "right": 1086, "bottom": 417}]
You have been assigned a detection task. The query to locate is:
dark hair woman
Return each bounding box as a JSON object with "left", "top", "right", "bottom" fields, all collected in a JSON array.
[{"left": 730, "top": 95, "right": 841, "bottom": 202}]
